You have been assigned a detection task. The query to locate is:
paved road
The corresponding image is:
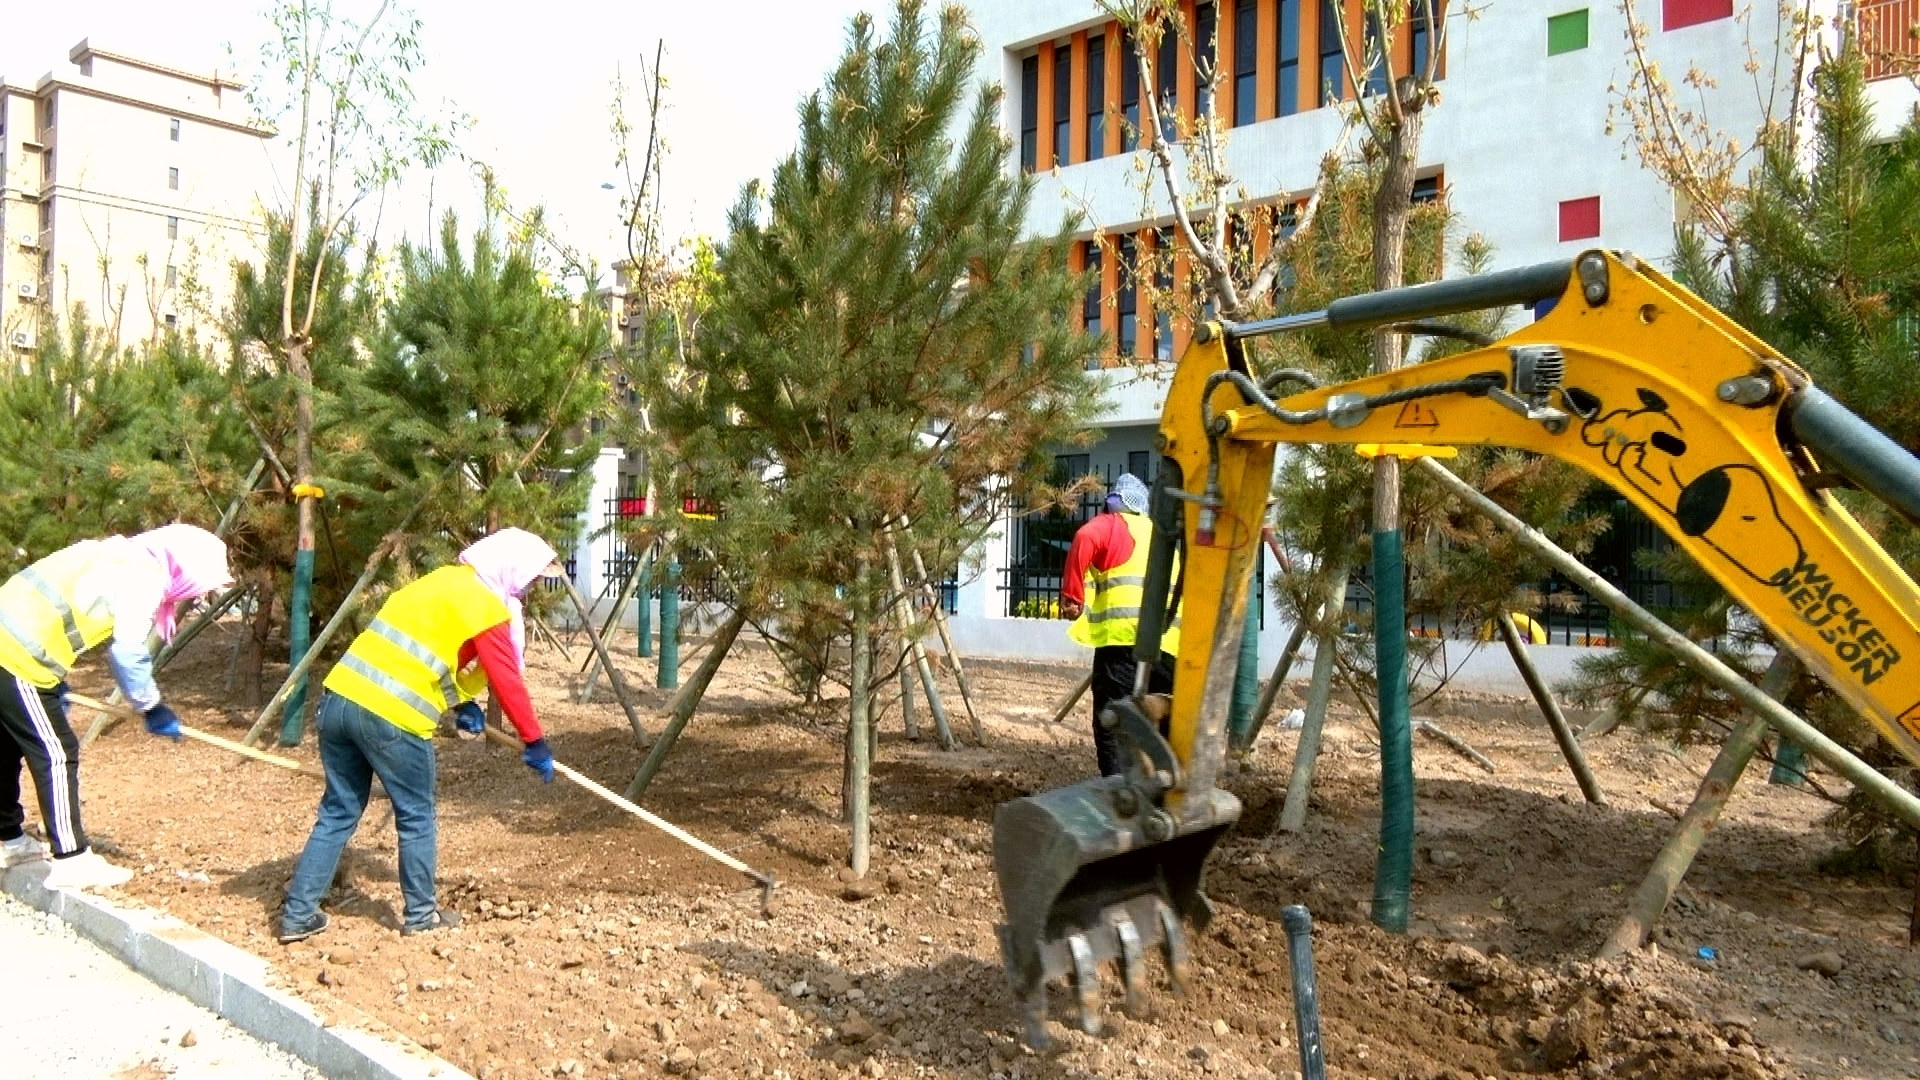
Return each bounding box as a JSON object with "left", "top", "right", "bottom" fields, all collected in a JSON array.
[{"left": 0, "top": 891, "right": 322, "bottom": 1080}]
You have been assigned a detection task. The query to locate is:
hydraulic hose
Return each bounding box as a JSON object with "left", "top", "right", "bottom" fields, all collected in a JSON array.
[{"left": 1786, "top": 387, "right": 1920, "bottom": 526}]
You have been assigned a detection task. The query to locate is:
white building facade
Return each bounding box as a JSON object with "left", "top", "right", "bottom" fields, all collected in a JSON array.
[
  {"left": 930, "top": 0, "right": 1919, "bottom": 688},
  {"left": 0, "top": 41, "right": 274, "bottom": 353}
]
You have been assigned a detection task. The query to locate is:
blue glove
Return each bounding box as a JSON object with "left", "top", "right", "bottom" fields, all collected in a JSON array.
[
  {"left": 452, "top": 701, "right": 486, "bottom": 736},
  {"left": 144, "top": 703, "right": 183, "bottom": 741},
  {"left": 521, "top": 738, "right": 555, "bottom": 783}
]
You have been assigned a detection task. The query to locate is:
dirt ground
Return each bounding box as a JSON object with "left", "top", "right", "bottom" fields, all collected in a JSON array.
[{"left": 55, "top": 615, "right": 1920, "bottom": 1080}]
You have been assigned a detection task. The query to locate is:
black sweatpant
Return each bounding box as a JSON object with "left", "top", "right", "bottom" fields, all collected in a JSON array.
[
  {"left": 0, "top": 674, "right": 84, "bottom": 856},
  {"left": 1089, "top": 645, "right": 1174, "bottom": 777}
]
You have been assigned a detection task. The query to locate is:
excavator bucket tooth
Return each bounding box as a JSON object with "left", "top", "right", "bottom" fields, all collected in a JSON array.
[
  {"left": 992, "top": 774, "right": 1240, "bottom": 1045},
  {"left": 1112, "top": 911, "right": 1149, "bottom": 1018},
  {"left": 1068, "top": 933, "right": 1102, "bottom": 1035},
  {"left": 1157, "top": 898, "right": 1192, "bottom": 996}
]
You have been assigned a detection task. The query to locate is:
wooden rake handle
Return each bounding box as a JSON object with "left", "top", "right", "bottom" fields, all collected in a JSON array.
[
  {"left": 480, "top": 725, "right": 777, "bottom": 901},
  {"left": 65, "top": 691, "right": 323, "bottom": 778}
]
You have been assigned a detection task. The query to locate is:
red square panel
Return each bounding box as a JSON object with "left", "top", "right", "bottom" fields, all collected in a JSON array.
[
  {"left": 1559, "top": 196, "right": 1601, "bottom": 241},
  {"left": 1664, "top": 0, "right": 1732, "bottom": 30}
]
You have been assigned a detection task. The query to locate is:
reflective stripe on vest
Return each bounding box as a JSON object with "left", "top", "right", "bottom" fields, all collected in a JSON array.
[
  {"left": 369, "top": 618, "right": 460, "bottom": 707},
  {"left": 323, "top": 566, "right": 511, "bottom": 737},
  {"left": 0, "top": 607, "right": 66, "bottom": 675},
  {"left": 338, "top": 653, "right": 445, "bottom": 726},
  {"left": 20, "top": 568, "right": 86, "bottom": 656},
  {"left": 0, "top": 541, "right": 123, "bottom": 683},
  {"left": 1069, "top": 514, "right": 1181, "bottom": 654}
]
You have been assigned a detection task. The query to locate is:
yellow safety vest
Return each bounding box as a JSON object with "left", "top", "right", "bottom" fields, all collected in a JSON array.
[
  {"left": 1068, "top": 513, "right": 1181, "bottom": 656},
  {"left": 324, "top": 566, "right": 508, "bottom": 738},
  {"left": 0, "top": 541, "right": 124, "bottom": 687}
]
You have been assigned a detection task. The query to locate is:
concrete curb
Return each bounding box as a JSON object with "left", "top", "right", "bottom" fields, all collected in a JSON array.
[{"left": 2, "top": 860, "right": 473, "bottom": 1080}]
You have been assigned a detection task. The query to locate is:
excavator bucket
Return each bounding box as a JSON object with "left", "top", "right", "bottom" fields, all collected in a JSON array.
[{"left": 992, "top": 768, "right": 1241, "bottom": 1046}]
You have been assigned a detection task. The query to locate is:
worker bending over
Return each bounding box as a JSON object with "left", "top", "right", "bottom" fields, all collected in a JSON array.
[
  {"left": 0, "top": 525, "right": 233, "bottom": 889},
  {"left": 279, "top": 527, "right": 561, "bottom": 942}
]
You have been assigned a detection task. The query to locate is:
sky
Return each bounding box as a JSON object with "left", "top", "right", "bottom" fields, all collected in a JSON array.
[{"left": 4, "top": 0, "right": 885, "bottom": 283}]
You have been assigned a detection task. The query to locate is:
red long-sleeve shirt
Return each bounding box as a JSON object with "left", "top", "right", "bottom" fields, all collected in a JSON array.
[
  {"left": 1061, "top": 512, "right": 1139, "bottom": 606},
  {"left": 457, "top": 623, "right": 543, "bottom": 744}
]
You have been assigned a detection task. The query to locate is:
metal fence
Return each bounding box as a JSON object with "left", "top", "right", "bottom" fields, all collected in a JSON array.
[
  {"left": 999, "top": 460, "right": 1266, "bottom": 625},
  {"left": 595, "top": 498, "right": 957, "bottom": 612},
  {"left": 1003, "top": 464, "right": 1684, "bottom": 646}
]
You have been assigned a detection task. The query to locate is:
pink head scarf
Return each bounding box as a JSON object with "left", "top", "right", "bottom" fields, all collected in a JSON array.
[
  {"left": 458, "top": 527, "right": 561, "bottom": 668},
  {"left": 132, "top": 524, "right": 235, "bottom": 642}
]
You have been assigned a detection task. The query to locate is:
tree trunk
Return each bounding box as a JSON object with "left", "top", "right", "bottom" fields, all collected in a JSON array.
[
  {"left": 239, "top": 568, "right": 277, "bottom": 709},
  {"left": 1497, "top": 611, "right": 1605, "bottom": 804},
  {"left": 283, "top": 338, "right": 319, "bottom": 746},
  {"left": 1237, "top": 619, "right": 1308, "bottom": 752},
  {"left": 1598, "top": 652, "right": 1798, "bottom": 958},
  {"left": 1277, "top": 570, "right": 1349, "bottom": 834},
  {"left": 1366, "top": 82, "right": 1429, "bottom": 936},
  {"left": 847, "top": 611, "right": 873, "bottom": 877},
  {"left": 626, "top": 608, "right": 748, "bottom": 799}
]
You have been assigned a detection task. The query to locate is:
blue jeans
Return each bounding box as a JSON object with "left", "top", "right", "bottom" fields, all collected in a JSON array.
[{"left": 282, "top": 692, "right": 440, "bottom": 930}]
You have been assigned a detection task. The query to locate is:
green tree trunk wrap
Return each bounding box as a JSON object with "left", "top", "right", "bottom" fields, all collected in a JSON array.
[
  {"left": 280, "top": 546, "right": 317, "bottom": 746},
  {"left": 657, "top": 560, "right": 680, "bottom": 690},
  {"left": 1370, "top": 529, "right": 1413, "bottom": 933}
]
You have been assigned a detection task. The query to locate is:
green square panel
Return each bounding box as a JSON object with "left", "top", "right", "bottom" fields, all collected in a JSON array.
[{"left": 1548, "top": 9, "right": 1590, "bottom": 55}]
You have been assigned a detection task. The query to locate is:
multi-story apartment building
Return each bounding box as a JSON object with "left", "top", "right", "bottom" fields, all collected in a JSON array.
[
  {"left": 925, "top": 0, "right": 1918, "bottom": 669},
  {"left": 0, "top": 40, "right": 275, "bottom": 352}
]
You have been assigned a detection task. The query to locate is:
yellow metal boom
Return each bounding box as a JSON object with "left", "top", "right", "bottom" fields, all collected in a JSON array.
[{"left": 1158, "top": 249, "right": 1920, "bottom": 772}]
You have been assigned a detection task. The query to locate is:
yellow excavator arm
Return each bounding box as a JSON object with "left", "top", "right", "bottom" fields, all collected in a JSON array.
[
  {"left": 991, "top": 249, "right": 1920, "bottom": 1047},
  {"left": 1158, "top": 249, "right": 1920, "bottom": 772}
]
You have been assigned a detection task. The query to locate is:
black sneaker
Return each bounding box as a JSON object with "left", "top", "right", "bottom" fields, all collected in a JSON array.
[
  {"left": 400, "top": 908, "right": 461, "bottom": 935},
  {"left": 277, "top": 911, "right": 330, "bottom": 944}
]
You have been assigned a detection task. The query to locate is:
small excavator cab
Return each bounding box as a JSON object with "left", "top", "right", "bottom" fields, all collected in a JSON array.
[{"left": 992, "top": 696, "right": 1240, "bottom": 1047}]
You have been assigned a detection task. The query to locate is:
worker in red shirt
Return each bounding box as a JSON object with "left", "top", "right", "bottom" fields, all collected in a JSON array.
[
  {"left": 278, "top": 527, "right": 561, "bottom": 942},
  {"left": 1060, "top": 474, "right": 1179, "bottom": 776}
]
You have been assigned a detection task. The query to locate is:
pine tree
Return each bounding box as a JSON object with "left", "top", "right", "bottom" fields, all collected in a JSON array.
[
  {"left": 225, "top": 212, "right": 385, "bottom": 707},
  {"left": 1567, "top": 47, "right": 1920, "bottom": 872},
  {"left": 362, "top": 210, "right": 608, "bottom": 556},
  {"left": 644, "top": 0, "right": 1099, "bottom": 873},
  {"left": 0, "top": 315, "right": 251, "bottom": 573}
]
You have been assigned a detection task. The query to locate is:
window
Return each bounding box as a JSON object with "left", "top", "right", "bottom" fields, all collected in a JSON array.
[
  {"left": 1663, "top": 0, "right": 1731, "bottom": 30},
  {"left": 1121, "top": 32, "right": 1142, "bottom": 150},
  {"left": 1277, "top": 0, "right": 1301, "bottom": 116},
  {"left": 1020, "top": 55, "right": 1039, "bottom": 171},
  {"left": 168, "top": 166, "right": 180, "bottom": 190},
  {"left": 1548, "top": 9, "right": 1590, "bottom": 54},
  {"left": 1153, "top": 228, "right": 1174, "bottom": 361},
  {"left": 1233, "top": 0, "right": 1258, "bottom": 126},
  {"left": 1053, "top": 44, "right": 1072, "bottom": 166},
  {"left": 164, "top": 314, "right": 178, "bottom": 329},
  {"left": 1116, "top": 234, "right": 1139, "bottom": 357},
  {"left": 1157, "top": 22, "right": 1179, "bottom": 140},
  {"left": 1053, "top": 454, "right": 1091, "bottom": 485},
  {"left": 1363, "top": 11, "right": 1389, "bottom": 97},
  {"left": 169, "top": 117, "right": 181, "bottom": 141},
  {"left": 1318, "top": 0, "right": 1344, "bottom": 106},
  {"left": 167, "top": 215, "right": 179, "bottom": 240},
  {"left": 1087, "top": 35, "right": 1107, "bottom": 160},
  {"left": 1559, "top": 196, "right": 1602, "bottom": 241},
  {"left": 1082, "top": 240, "right": 1103, "bottom": 337},
  {"left": 1195, "top": 2, "right": 1218, "bottom": 119},
  {"left": 1410, "top": 1, "right": 1438, "bottom": 78},
  {"left": 165, "top": 264, "right": 178, "bottom": 288},
  {"left": 1128, "top": 450, "right": 1152, "bottom": 479},
  {"left": 1411, "top": 175, "right": 1442, "bottom": 203}
]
